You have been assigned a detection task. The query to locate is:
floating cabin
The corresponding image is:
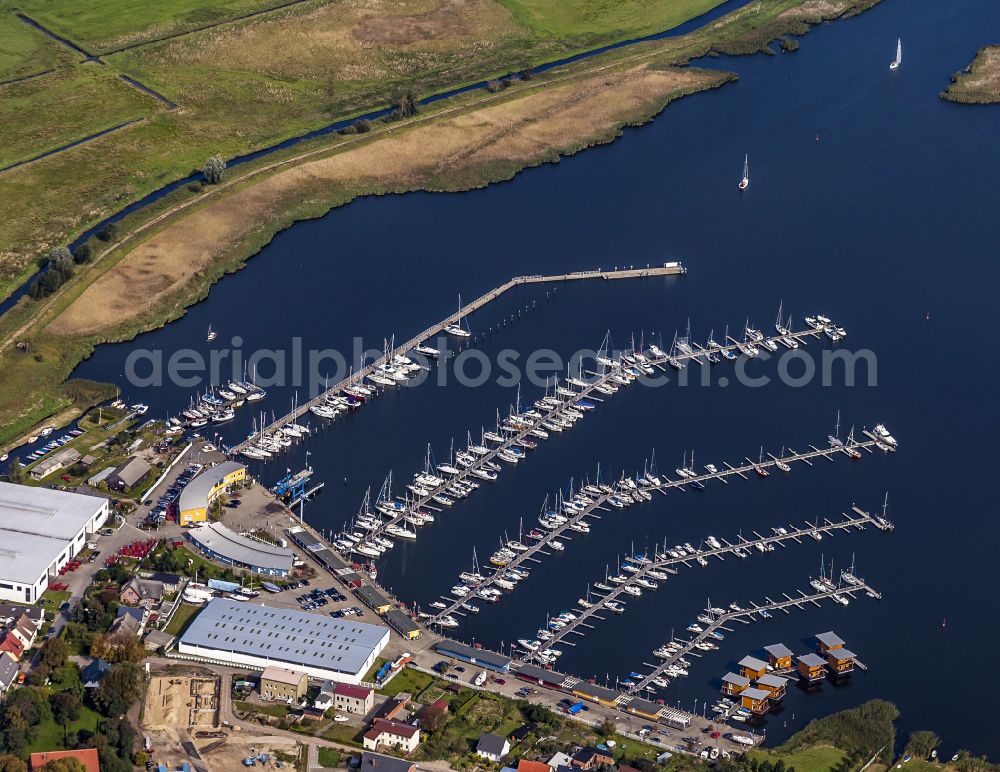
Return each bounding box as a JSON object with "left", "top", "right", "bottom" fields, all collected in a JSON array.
[
  {"left": 756, "top": 673, "right": 788, "bottom": 700},
  {"left": 764, "top": 643, "right": 794, "bottom": 671},
  {"left": 815, "top": 630, "right": 846, "bottom": 654},
  {"left": 740, "top": 687, "right": 771, "bottom": 716},
  {"left": 825, "top": 647, "right": 857, "bottom": 675},
  {"left": 738, "top": 655, "right": 769, "bottom": 680},
  {"left": 796, "top": 653, "right": 827, "bottom": 682},
  {"left": 721, "top": 672, "right": 751, "bottom": 696}
]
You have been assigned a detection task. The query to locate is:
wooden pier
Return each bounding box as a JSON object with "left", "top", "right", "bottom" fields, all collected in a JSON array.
[
  {"left": 518, "top": 506, "right": 892, "bottom": 659},
  {"left": 228, "top": 263, "right": 686, "bottom": 455}
]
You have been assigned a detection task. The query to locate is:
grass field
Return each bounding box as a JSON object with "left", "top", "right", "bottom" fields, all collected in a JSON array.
[
  {"left": 2, "top": 0, "right": 316, "bottom": 53},
  {"left": 163, "top": 602, "right": 201, "bottom": 636},
  {"left": 0, "top": 65, "right": 154, "bottom": 169},
  {"left": 751, "top": 745, "right": 849, "bottom": 772},
  {"left": 498, "top": 0, "right": 725, "bottom": 40},
  {"left": 0, "top": 12, "right": 64, "bottom": 80},
  {"left": 24, "top": 702, "right": 103, "bottom": 755}
]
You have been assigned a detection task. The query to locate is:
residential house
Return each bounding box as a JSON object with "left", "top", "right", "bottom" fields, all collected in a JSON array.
[
  {"left": 825, "top": 648, "right": 857, "bottom": 675},
  {"left": 0, "top": 632, "right": 25, "bottom": 660},
  {"left": 107, "top": 457, "right": 151, "bottom": 493},
  {"left": 0, "top": 604, "right": 44, "bottom": 627},
  {"left": 260, "top": 666, "right": 308, "bottom": 702},
  {"left": 721, "top": 672, "right": 750, "bottom": 696},
  {"left": 119, "top": 576, "right": 165, "bottom": 607},
  {"left": 333, "top": 682, "right": 374, "bottom": 715},
  {"left": 81, "top": 658, "right": 113, "bottom": 689},
  {"left": 0, "top": 652, "right": 19, "bottom": 698},
  {"left": 517, "top": 761, "right": 553, "bottom": 772},
  {"left": 476, "top": 733, "right": 510, "bottom": 762},
  {"left": 362, "top": 719, "right": 420, "bottom": 754},
  {"left": 508, "top": 723, "right": 537, "bottom": 746},
  {"left": 358, "top": 751, "right": 416, "bottom": 772},
  {"left": 108, "top": 606, "right": 144, "bottom": 636},
  {"left": 147, "top": 572, "right": 183, "bottom": 592},
  {"left": 30, "top": 748, "right": 100, "bottom": 771},
  {"left": 372, "top": 693, "right": 409, "bottom": 722},
  {"left": 570, "top": 747, "right": 614, "bottom": 770},
  {"left": 7, "top": 611, "right": 40, "bottom": 650},
  {"left": 547, "top": 753, "right": 573, "bottom": 769}
]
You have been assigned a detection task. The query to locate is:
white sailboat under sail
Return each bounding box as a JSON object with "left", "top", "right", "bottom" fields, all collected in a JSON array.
[
  {"left": 889, "top": 38, "right": 901, "bottom": 70},
  {"left": 738, "top": 154, "right": 749, "bottom": 191}
]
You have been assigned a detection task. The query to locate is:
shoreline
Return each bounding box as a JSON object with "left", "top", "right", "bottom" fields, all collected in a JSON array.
[{"left": 0, "top": 0, "right": 882, "bottom": 456}]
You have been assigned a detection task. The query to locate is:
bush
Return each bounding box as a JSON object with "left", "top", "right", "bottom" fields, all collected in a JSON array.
[
  {"left": 73, "top": 243, "right": 91, "bottom": 264},
  {"left": 96, "top": 222, "right": 118, "bottom": 242},
  {"left": 354, "top": 118, "right": 372, "bottom": 133}
]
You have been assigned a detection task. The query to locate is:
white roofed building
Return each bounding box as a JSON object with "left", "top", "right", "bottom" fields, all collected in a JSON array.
[{"left": 0, "top": 482, "right": 109, "bottom": 603}]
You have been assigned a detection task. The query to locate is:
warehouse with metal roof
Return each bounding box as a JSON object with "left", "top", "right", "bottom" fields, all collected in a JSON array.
[
  {"left": 0, "top": 482, "right": 109, "bottom": 603},
  {"left": 186, "top": 522, "right": 293, "bottom": 576},
  {"left": 178, "top": 598, "right": 389, "bottom": 683}
]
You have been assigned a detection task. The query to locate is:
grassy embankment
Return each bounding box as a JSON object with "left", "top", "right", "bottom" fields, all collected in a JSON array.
[
  {"left": 0, "top": 0, "right": 881, "bottom": 452},
  {"left": 941, "top": 45, "right": 1000, "bottom": 103},
  {"left": 0, "top": 0, "right": 726, "bottom": 299}
]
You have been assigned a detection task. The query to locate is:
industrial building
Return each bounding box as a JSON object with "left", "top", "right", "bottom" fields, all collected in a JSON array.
[
  {"left": 177, "top": 461, "right": 246, "bottom": 525},
  {"left": 186, "top": 522, "right": 293, "bottom": 576},
  {"left": 0, "top": 483, "right": 109, "bottom": 603},
  {"left": 178, "top": 598, "right": 389, "bottom": 683}
]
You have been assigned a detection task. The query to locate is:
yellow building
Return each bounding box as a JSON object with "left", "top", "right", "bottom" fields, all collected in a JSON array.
[
  {"left": 764, "top": 643, "right": 794, "bottom": 672},
  {"left": 797, "top": 653, "right": 827, "bottom": 683},
  {"left": 826, "top": 648, "right": 856, "bottom": 675},
  {"left": 721, "top": 672, "right": 750, "bottom": 696},
  {"left": 740, "top": 687, "right": 771, "bottom": 716},
  {"left": 178, "top": 462, "right": 246, "bottom": 525},
  {"left": 738, "top": 655, "right": 768, "bottom": 680}
]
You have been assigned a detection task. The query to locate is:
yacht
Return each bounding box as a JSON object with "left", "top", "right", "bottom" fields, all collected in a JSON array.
[
  {"left": 414, "top": 344, "right": 440, "bottom": 358},
  {"left": 207, "top": 325, "right": 217, "bottom": 342},
  {"left": 444, "top": 322, "right": 471, "bottom": 338},
  {"left": 889, "top": 37, "right": 902, "bottom": 70},
  {"left": 873, "top": 423, "right": 897, "bottom": 446},
  {"left": 738, "top": 154, "right": 749, "bottom": 191}
]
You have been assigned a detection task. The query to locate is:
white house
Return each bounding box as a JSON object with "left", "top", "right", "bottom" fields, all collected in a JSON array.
[{"left": 476, "top": 733, "right": 510, "bottom": 762}]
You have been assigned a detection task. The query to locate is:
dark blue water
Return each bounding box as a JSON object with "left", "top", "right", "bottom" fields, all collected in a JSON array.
[{"left": 69, "top": 0, "right": 1000, "bottom": 755}]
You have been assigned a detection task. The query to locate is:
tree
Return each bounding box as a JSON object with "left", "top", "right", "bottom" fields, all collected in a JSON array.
[
  {"left": 0, "top": 755, "right": 28, "bottom": 772},
  {"left": 421, "top": 704, "right": 448, "bottom": 732},
  {"left": 5, "top": 457, "right": 23, "bottom": 483},
  {"left": 51, "top": 691, "right": 82, "bottom": 725},
  {"left": 42, "top": 759, "right": 86, "bottom": 772},
  {"left": 203, "top": 155, "right": 226, "bottom": 184},
  {"left": 96, "top": 222, "right": 118, "bottom": 242},
  {"left": 598, "top": 718, "right": 616, "bottom": 738},
  {"left": 40, "top": 636, "right": 69, "bottom": 670},
  {"left": 93, "top": 662, "right": 144, "bottom": 716},
  {"left": 48, "top": 246, "right": 74, "bottom": 276},
  {"left": 907, "top": 731, "right": 941, "bottom": 760}
]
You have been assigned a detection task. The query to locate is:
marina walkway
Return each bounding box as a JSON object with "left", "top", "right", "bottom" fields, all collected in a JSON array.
[
  {"left": 229, "top": 263, "right": 686, "bottom": 455},
  {"left": 518, "top": 505, "right": 892, "bottom": 660}
]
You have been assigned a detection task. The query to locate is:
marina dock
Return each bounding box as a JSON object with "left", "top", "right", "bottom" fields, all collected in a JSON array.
[
  {"left": 630, "top": 577, "right": 883, "bottom": 695},
  {"left": 517, "top": 505, "right": 893, "bottom": 661},
  {"left": 425, "top": 438, "right": 891, "bottom": 628},
  {"left": 228, "top": 263, "right": 686, "bottom": 456}
]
